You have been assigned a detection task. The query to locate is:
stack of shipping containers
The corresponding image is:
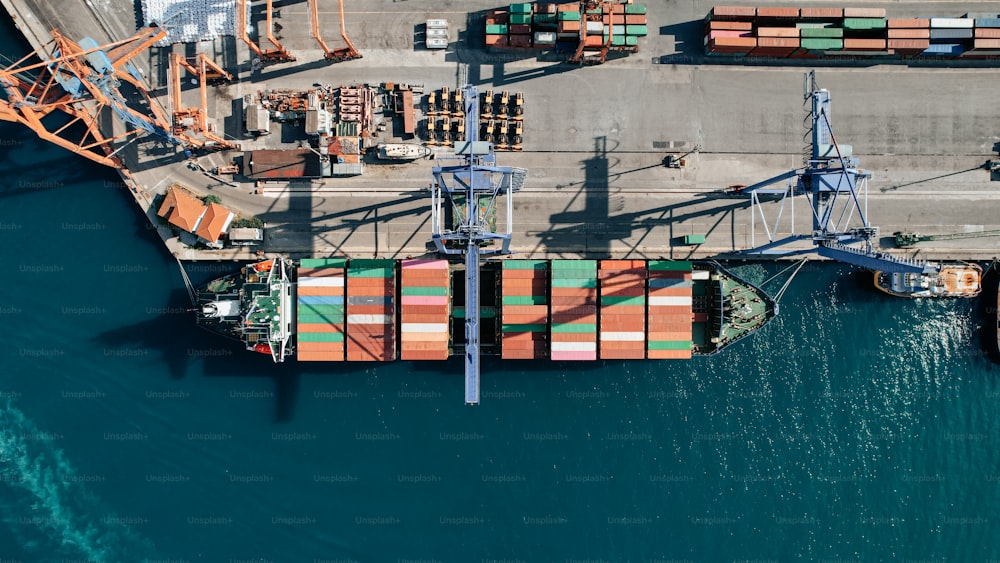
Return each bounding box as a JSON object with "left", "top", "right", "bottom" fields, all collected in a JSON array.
[
  {"left": 550, "top": 259, "right": 597, "bottom": 361},
  {"left": 399, "top": 259, "right": 451, "bottom": 360},
  {"left": 346, "top": 259, "right": 396, "bottom": 361},
  {"left": 484, "top": 2, "right": 647, "bottom": 56},
  {"left": 501, "top": 260, "right": 549, "bottom": 359},
  {"left": 598, "top": 260, "right": 646, "bottom": 360},
  {"left": 706, "top": 5, "right": 1000, "bottom": 58},
  {"left": 295, "top": 258, "right": 347, "bottom": 361},
  {"left": 646, "top": 261, "right": 693, "bottom": 359}
]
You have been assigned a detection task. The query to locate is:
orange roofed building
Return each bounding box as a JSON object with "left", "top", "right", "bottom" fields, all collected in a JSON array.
[{"left": 157, "top": 187, "right": 236, "bottom": 246}]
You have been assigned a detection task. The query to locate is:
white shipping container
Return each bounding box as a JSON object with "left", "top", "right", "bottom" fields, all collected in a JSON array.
[
  {"left": 648, "top": 296, "right": 693, "bottom": 307},
  {"left": 599, "top": 332, "right": 645, "bottom": 342},
  {"left": 401, "top": 323, "right": 449, "bottom": 333},
  {"left": 691, "top": 270, "right": 711, "bottom": 280},
  {"left": 930, "top": 17, "right": 974, "bottom": 28},
  {"left": 648, "top": 278, "right": 692, "bottom": 288},
  {"left": 551, "top": 341, "right": 598, "bottom": 352},
  {"left": 585, "top": 21, "right": 604, "bottom": 34},
  {"left": 534, "top": 31, "right": 557, "bottom": 43},
  {"left": 427, "top": 28, "right": 449, "bottom": 39},
  {"left": 347, "top": 314, "right": 393, "bottom": 324},
  {"left": 426, "top": 18, "right": 449, "bottom": 29},
  {"left": 298, "top": 277, "right": 345, "bottom": 287},
  {"left": 426, "top": 38, "right": 449, "bottom": 49}
]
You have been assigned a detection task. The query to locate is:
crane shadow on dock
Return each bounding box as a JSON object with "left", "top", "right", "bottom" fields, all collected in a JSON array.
[{"left": 527, "top": 136, "right": 751, "bottom": 258}]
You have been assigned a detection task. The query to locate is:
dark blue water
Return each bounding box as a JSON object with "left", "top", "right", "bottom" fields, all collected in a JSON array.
[{"left": 2, "top": 16, "right": 999, "bottom": 563}]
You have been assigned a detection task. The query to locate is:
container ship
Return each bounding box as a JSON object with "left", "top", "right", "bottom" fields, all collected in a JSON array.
[
  {"left": 196, "top": 258, "right": 775, "bottom": 363},
  {"left": 874, "top": 262, "right": 983, "bottom": 298}
]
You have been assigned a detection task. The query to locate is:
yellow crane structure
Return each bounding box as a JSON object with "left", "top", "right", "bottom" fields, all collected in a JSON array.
[
  {"left": 0, "top": 25, "right": 175, "bottom": 168},
  {"left": 308, "top": 0, "right": 362, "bottom": 61},
  {"left": 169, "top": 52, "right": 236, "bottom": 150},
  {"left": 236, "top": 0, "right": 296, "bottom": 63}
]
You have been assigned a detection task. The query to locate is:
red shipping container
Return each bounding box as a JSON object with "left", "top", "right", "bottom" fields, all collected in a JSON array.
[
  {"left": 624, "top": 14, "right": 647, "bottom": 25},
  {"left": 844, "top": 38, "right": 886, "bottom": 50},
  {"left": 888, "top": 29, "right": 930, "bottom": 39},
  {"left": 757, "top": 27, "right": 799, "bottom": 38},
  {"left": 707, "top": 20, "right": 753, "bottom": 31},
  {"left": 550, "top": 333, "right": 597, "bottom": 343},
  {"left": 648, "top": 349, "right": 692, "bottom": 359},
  {"left": 298, "top": 286, "right": 343, "bottom": 296},
  {"left": 297, "top": 351, "right": 344, "bottom": 361},
  {"left": 887, "top": 18, "right": 929, "bottom": 28},
  {"left": 799, "top": 7, "right": 843, "bottom": 19},
  {"left": 756, "top": 7, "right": 799, "bottom": 18},
  {"left": 975, "top": 28, "right": 1000, "bottom": 38},
  {"left": 843, "top": 7, "right": 885, "bottom": 18},
  {"left": 709, "top": 6, "right": 757, "bottom": 20}
]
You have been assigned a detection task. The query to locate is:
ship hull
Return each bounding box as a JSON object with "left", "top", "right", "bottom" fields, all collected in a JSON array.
[{"left": 195, "top": 259, "right": 776, "bottom": 362}]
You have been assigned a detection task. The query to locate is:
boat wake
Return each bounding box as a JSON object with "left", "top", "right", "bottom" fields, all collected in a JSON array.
[{"left": 0, "top": 402, "right": 155, "bottom": 560}]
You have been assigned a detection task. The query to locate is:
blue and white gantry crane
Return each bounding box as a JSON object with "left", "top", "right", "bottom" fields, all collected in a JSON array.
[
  {"left": 430, "top": 84, "right": 526, "bottom": 405},
  {"left": 736, "top": 71, "right": 934, "bottom": 275}
]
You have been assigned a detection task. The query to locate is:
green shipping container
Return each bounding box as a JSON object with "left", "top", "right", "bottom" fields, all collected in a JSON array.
[
  {"left": 557, "top": 11, "right": 581, "bottom": 21},
  {"left": 401, "top": 286, "right": 449, "bottom": 297},
  {"left": 626, "top": 25, "right": 648, "bottom": 36},
  {"left": 602, "top": 295, "right": 645, "bottom": 306},
  {"left": 625, "top": 35, "right": 638, "bottom": 46},
  {"left": 486, "top": 24, "right": 508, "bottom": 35},
  {"left": 611, "top": 35, "right": 626, "bottom": 46},
  {"left": 684, "top": 234, "right": 707, "bottom": 245},
  {"left": 502, "top": 295, "right": 547, "bottom": 306},
  {"left": 510, "top": 13, "right": 532, "bottom": 25},
  {"left": 299, "top": 258, "right": 347, "bottom": 268},
  {"left": 297, "top": 314, "right": 342, "bottom": 325},
  {"left": 624, "top": 4, "right": 646, "bottom": 15},
  {"left": 842, "top": 18, "right": 886, "bottom": 29},
  {"left": 552, "top": 278, "right": 598, "bottom": 288},
  {"left": 648, "top": 340, "right": 693, "bottom": 351},
  {"left": 510, "top": 3, "right": 532, "bottom": 14},
  {"left": 298, "top": 332, "right": 345, "bottom": 343},
  {"left": 648, "top": 260, "right": 692, "bottom": 271},
  {"left": 796, "top": 22, "right": 833, "bottom": 29},
  {"left": 502, "top": 324, "right": 547, "bottom": 333},
  {"left": 799, "top": 27, "right": 844, "bottom": 38},
  {"left": 503, "top": 260, "right": 548, "bottom": 270},
  {"left": 800, "top": 38, "right": 844, "bottom": 50},
  {"left": 551, "top": 323, "right": 597, "bottom": 333},
  {"left": 533, "top": 14, "right": 556, "bottom": 24}
]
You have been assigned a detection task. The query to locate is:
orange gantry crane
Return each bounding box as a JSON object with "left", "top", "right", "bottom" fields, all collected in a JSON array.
[
  {"left": 571, "top": 0, "right": 614, "bottom": 64},
  {"left": 0, "top": 25, "right": 175, "bottom": 168},
  {"left": 308, "top": 0, "right": 362, "bottom": 61},
  {"left": 236, "top": 0, "right": 296, "bottom": 63},
  {"left": 169, "top": 52, "right": 237, "bottom": 150}
]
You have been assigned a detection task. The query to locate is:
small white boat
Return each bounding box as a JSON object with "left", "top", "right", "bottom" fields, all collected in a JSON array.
[{"left": 376, "top": 143, "right": 432, "bottom": 161}]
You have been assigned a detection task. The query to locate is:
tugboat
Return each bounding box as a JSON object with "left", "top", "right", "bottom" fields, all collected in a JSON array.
[
  {"left": 375, "top": 143, "right": 432, "bottom": 161},
  {"left": 874, "top": 263, "right": 982, "bottom": 298}
]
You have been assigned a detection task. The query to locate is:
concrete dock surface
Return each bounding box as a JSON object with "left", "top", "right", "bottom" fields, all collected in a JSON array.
[{"left": 4, "top": 0, "right": 1000, "bottom": 261}]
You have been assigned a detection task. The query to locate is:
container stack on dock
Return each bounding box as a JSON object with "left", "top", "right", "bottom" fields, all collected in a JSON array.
[
  {"left": 501, "top": 260, "right": 550, "bottom": 359},
  {"left": 646, "top": 261, "right": 693, "bottom": 359},
  {"left": 485, "top": 2, "right": 648, "bottom": 59},
  {"left": 399, "top": 259, "right": 451, "bottom": 360},
  {"left": 296, "top": 258, "right": 347, "bottom": 361},
  {"left": 598, "top": 260, "right": 646, "bottom": 360},
  {"left": 705, "top": 6, "right": 1000, "bottom": 59},
  {"left": 346, "top": 259, "right": 396, "bottom": 361},
  {"left": 549, "top": 260, "right": 598, "bottom": 361}
]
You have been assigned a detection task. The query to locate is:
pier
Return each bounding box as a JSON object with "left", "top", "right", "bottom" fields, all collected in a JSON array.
[{"left": 3, "top": 0, "right": 1000, "bottom": 261}]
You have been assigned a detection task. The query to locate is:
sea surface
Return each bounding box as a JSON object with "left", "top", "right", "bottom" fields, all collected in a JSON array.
[{"left": 1, "top": 16, "right": 999, "bottom": 563}]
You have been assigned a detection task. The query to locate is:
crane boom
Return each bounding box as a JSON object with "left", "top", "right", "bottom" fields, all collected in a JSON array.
[{"left": 895, "top": 230, "right": 1000, "bottom": 247}]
